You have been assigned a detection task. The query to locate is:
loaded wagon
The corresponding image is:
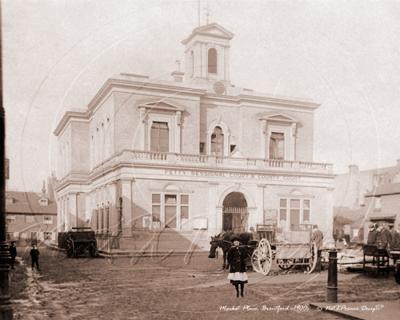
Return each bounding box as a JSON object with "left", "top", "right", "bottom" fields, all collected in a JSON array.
[
  {"left": 58, "top": 227, "right": 98, "bottom": 258},
  {"left": 250, "top": 224, "right": 318, "bottom": 275}
]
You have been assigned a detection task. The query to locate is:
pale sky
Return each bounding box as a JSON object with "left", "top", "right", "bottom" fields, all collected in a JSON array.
[{"left": 3, "top": 0, "right": 400, "bottom": 192}]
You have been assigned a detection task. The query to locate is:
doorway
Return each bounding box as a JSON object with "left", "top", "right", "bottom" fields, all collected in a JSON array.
[{"left": 222, "top": 192, "right": 248, "bottom": 233}]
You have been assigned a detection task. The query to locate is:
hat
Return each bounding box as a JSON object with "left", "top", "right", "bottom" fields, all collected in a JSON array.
[
  {"left": 313, "top": 225, "right": 318, "bottom": 229},
  {"left": 369, "top": 223, "right": 375, "bottom": 228},
  {"left": 231, "top": 237, "right": 242, "bottom": 243}
]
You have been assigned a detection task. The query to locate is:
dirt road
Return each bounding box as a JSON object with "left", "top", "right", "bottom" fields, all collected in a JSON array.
[{"left": 10, "top": 247, "right": 400, "bottom": 319}]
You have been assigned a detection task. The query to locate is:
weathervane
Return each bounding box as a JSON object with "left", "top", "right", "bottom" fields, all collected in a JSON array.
[{"left": 205, "top": 3, "right": 212, "bottom": 25}]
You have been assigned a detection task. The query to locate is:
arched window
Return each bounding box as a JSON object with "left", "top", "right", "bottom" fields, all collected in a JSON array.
[
  {"left": 211, "top": 126, "right": 224, "bottom": 156},
  {"left": 208, "top": 48, "right": 217, "bottom": 74}
]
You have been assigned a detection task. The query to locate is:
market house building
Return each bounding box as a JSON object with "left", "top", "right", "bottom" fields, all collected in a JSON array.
[{"left": 54, "top": 23, "right": 335, "bottom": 251}]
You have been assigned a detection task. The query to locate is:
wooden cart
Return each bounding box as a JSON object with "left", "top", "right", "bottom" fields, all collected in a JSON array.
[
  {"left": 391, "top": 251, "right": 400, "bottom": 284},
  {"left": 58, "top": 227, "right": 98, "bottom": 258},
  {"left": 362, "top": 242, "right": 390, "bottom": 277},
  {"left": 251, "top": 224, "right": 318, "bottom": 275}
]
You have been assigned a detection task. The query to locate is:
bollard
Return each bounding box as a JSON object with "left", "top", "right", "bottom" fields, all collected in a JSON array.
[{"left": 327, "top": 250, "right": 338, "bottom": 303}]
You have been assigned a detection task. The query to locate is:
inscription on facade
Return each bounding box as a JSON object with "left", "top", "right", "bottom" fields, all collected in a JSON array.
[{"left": 164, "top": 170, "right": 301, "bottom": 181}]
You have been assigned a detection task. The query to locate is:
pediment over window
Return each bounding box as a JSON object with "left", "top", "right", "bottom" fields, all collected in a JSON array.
[
  {"left": 259, "top": 112, "right": 300, "bottom": 124},
  {"left": 230, "top": 148, "right": 246, "bottom": 158},
  {"left": 137, "top": 99, "right": 185, "bottom": 112}
]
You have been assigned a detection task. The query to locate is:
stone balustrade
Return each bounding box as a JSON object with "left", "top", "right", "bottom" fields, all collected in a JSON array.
[{"left": 90, "top": 150, "right": 333, "bottom": 175}]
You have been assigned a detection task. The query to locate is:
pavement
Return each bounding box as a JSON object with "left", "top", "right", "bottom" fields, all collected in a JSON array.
[{"left": 182, "top": 270, "right": 400, "bottom": 320}]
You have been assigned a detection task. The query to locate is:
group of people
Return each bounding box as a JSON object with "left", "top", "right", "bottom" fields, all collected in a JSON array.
[
  {"left": 367, "top": 222, "right": 400, "bottom": 251},
  {"left": 8, "top": 242, "right": 40, "bottom": 271}
]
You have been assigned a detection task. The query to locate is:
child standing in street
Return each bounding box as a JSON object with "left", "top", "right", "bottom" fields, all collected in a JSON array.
[{"left": 227, "top": 237, "right": 248, "bottom": 298}]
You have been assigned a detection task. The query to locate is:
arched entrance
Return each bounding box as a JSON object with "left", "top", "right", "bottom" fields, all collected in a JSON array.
[{"left": 222, "top": 192, "right": 248, "bottom": 233}]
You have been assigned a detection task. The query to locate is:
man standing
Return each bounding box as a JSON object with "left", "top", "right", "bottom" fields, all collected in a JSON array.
[
  {"left": 9, "top": 242, "right": 17, "bottom": 269},
  {"left": 312, "top": 225, "right": 324, "bottom": 249},
  {"left": 312, "top": 225, "right": 324, "bottom": 271},
  {"left": 367, "top": 223, "right": 377, "bottom": 244},
  {"left": 30, "top": 244, "right": 40, "bottom": 271},
  {"left": 391, "top": 223, "right": 400, "bottom": 251},
  {"left": 375, "top": 225, "right": 392, "bottom": 250}
]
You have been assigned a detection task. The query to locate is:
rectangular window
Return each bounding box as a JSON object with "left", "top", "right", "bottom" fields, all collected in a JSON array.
[
  {"left": 6, "top": 215, "right": 16, "bottom": 225},
  {"left": 269, "top": 132, "right": 285, "bottom": 160},
  {"left": 200, "top": 142, "right": 205, "bottom": 154},
  {"left": 101, "top": 208, "right": 104, "bottom": 233},
  {"left": 106, "top": 207, "right": 110, "bottom": 232},
  {"left": 152, "top": 193, "right": 190, "bottom": 229},
  {"left": 44, "top": 232, "right": 52, "bottom": 240},
  {"left": 375, "top": 197, "right": 381, "bottom": 209},
  {"left": 44, "top": 216, "right": 53, "bottom": 224},
  {"left": 151, "top": 122, "right": 169, "bottom": 152},
  {"left": 96, "top": 210, "right": 99, "bottom": 232},
  {"left": 26, "top": 216, "right": 35, "bottom": 223},
  {"left": 279, "top": 198, "right": 311, "bottom": 230}
]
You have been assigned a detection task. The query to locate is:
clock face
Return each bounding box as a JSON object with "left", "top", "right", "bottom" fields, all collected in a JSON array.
[{"left": 213, "top": 81, "right": 225, "bottom": 95}]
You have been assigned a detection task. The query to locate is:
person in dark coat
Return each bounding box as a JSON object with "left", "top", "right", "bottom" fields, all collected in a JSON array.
[
  {"left": 9, "top": 242, "right": 17, "bottom": 269},
  {"left": 375, "top": 225, "right": 392, "bottom": 249},
  {"left": 30, "top": 244, "right": 40, "bottom": 271},
  {"left": 367, "top": 224, "right": 377, "bottom": 245},
  {"left": 391, "top": 223, "right": 400, "bottom": 251},
  {"left": 312, "top": 225, "right": 324, "bottom": 250},
  {"left": 227, "top": 237, "right": 248, "bottom": 298}
]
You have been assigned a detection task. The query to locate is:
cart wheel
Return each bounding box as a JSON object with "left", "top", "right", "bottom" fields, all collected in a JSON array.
[
  {"left": 66, "top": 239, "right": 75, "bottom": 258},
  {"left": 251, "top": 239, "right": 272, "bottom": 276},
  {"left": 306, "top": 241, "right": 318, "bottom": 274},
  {"left": 277, "top": 259, "right": 295, "bottom": 270}
]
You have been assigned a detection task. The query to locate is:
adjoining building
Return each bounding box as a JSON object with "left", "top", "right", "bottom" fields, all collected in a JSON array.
[
  {"left": 54, "top": 23, "right": 335, "bottom": 251},
  {"left": 334, "top": 161, "right": 400, "bottom": 242},
  {"left": 6, "top": 176, "right": 58, "bottom": 246}
]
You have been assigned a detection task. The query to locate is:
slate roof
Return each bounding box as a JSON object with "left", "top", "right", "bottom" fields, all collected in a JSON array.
[
  {"left": 333, "top": 206, "right": 365, "bottom": 222},
  {"left": 365, "top": 182, "right": 400, "bottom": 197},
  {"left": 5, "top": 191, "right": 57, "bottom": 215}
]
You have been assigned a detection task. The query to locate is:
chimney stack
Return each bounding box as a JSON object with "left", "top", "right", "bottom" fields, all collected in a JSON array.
[
  {"left": 171, "top": 60, "right": 184, "bottom": 83},
  {"left": 42, "top": 180, "right": 46, "bottom": 194}
]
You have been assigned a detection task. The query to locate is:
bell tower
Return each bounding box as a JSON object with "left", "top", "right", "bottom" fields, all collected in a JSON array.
[{"left": 181, "top": 23, "right": 234, "bottom": 84}]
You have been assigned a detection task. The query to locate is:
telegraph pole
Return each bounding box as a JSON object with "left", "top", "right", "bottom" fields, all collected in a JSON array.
[{"left": 0, "top": 2, "right": 14, "bottom": 319}]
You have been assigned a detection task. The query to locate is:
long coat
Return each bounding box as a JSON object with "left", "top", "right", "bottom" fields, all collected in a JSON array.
[
  {"left": 367, "top": 230, "right": 377, "bottom": 245},
  {"left": 391, "top": 230, "right": 400, "bottom": 250},
  {"left": 227, "top": 245, "right": 248, "bottom": 274}
]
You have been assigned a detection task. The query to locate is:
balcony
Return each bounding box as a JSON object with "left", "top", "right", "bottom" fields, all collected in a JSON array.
[{"left": 91, "top": 150, "right": 333, "bottom": 176}]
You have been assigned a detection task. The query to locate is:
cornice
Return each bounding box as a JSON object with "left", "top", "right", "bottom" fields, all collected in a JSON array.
[
  {"left": 201, "top": 93, "right": 320, "bottom": 111},
  {"left": 53, "top": 111, "right": 89, "bottom": 137},
  {"left": 86, "top": 78, "right": 207, "bottom": 114}
]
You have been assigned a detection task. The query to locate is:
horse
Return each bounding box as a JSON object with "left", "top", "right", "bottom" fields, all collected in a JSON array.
[{"left": 208, "top": 231, "right": 254, "bottom": 269}]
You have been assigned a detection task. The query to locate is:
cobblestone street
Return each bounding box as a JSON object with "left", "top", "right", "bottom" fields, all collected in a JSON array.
[{"left": 9, "top": 248, "right": 400, "bottom": 319}]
